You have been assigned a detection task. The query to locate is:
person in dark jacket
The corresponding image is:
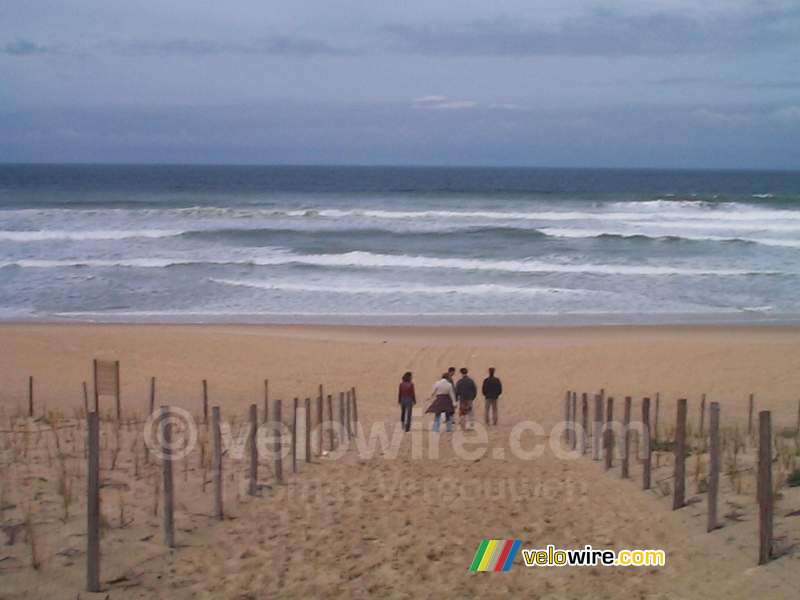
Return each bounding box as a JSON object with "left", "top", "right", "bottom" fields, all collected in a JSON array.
[
  {"left": 398, "top": 371, "right": 416, "bottom": 432},
  {"left": 455, "top": 367, "right": 477, "bottom": 430},
  {"left": 482, "top": 367, "right": 503, "bottom": 425}
]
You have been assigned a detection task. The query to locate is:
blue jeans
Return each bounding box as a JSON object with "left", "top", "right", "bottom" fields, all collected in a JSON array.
[
  {"left": 432, "top": 413, "right": 453, "bottom": 432},
  {"left": 400, "top": 398, "right": 414, "bottom": 432}
]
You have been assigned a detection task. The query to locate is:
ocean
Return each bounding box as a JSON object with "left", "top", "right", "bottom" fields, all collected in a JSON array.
[{"left": 1, "top": 164, "right": 799, "bottom": 325}]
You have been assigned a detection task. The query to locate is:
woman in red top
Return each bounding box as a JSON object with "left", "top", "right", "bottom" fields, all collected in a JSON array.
[{"left": 398, "top": 371, "right": 416, "bottom": 432}]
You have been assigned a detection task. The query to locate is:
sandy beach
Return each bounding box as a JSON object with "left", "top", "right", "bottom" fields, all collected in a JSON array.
[{"left": 1, "top": 322, "right": 799, "bottom": 598}]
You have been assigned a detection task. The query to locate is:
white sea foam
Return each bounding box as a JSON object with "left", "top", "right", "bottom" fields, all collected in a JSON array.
[
  {"left": 0, "top": 251, "right": 782, "bottom": 276},
  {"left": 0, "top": 229, "right": 183, "bottom": 241},
  {"left": 207, "top": 278, "right": 589, "bottom": 296},
  {"left": 539, "top": 228, "right": 800, "bottom": 248}
]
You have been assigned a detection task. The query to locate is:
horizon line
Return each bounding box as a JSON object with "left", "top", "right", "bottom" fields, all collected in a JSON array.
[{"left": 1, "top": 161, "right": 799, "bottom": 174}]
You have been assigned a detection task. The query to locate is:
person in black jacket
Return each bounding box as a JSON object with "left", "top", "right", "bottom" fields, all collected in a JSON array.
[
  {"left": 455, "top": 367, "right": 477, "bottom": 430},
  {"left": 481, "top": 367, "right": 502, "bottom": 426}
]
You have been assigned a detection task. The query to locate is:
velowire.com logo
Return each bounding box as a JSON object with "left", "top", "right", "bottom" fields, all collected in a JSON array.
[{"left": 469, "top": 540, "right": 521, "bottom": 571}]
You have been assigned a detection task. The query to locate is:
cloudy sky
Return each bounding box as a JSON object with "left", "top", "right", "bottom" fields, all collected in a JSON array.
[{"left": 1, "top": 1, "right": 799, "bottom": 168}]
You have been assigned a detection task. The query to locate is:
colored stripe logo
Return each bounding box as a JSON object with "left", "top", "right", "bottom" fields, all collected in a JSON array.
[{"left": 469, "top": 540, "right": 521, "bottom": 571}]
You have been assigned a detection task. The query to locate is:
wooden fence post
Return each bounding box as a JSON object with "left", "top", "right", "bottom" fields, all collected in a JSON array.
[
  {"left": 708, "top": 401, "right": 720, "bottom": 532},
  {"left": 622, "top": 397, "right": 631, "bottom": 478},
  {"left": 273, "top": 400, "right": 283, "bottom": 484},
  {"left": 86, "top": 412, "right": 100, "bottom": 592},
  {"left": 351, "top": 386, "right": 359, "bottom": 430},
  {"left": 305, "top": 398, "right": 311, "bottom": 463},
  {"left": 699, "top": 393, "right": 706, "bottom": 438},
  {"left": 592, "top": 394, "right": 602, "bottom": 460},
  {"left": 604, "top": 397, "right": 614, "bottom": 470},
  {"left": 28, "top": 375, "right": 33, "bottom": 417},
  {"left": 748, "top": 393, "right": 755, "bottom": 436},
  {"left": 264, "top": 379, "right": 269, "bottom": 423},
  {"left": 161, "top": 406, "right": 174, "bottom": 547},
  {"left": 83, "top": 381, "right": 89, "bottom": 417},
  {"left": 673, "top": 398, "right": 687, "bottom": 510},
  {"left": 339, "top": 392, "right": 346, "bottom": 447},
  {"left": 758, "top": 410, "right": 773, "bottom": 565},
  {"left": 581, "top": 393, "right": 588, "bottom": 454},
  {"left": 327, "top": 394, "right": 334, "bottom": 451},
  {"left": 564, "top": 390, "right": 571, "bottom": 447},
  {"left": 642, "top": 397, "right": 651, "bottom": 490},
  {"left": 114, "top": 361, "right": 121, "bottom": 421},
  {"left": 654, "top": 392, "right": 660, "bottom": 443},
  {"left": 211, "top": 406, "right": 223, "bottom": 519},
  {"left": 316, "top": 395, "right": 323, "bottom": 456},
  {"left": 570, "top": 392, "right": 577, "bottom": 451},
  {"left": 202, "top": 380, "right": 209, "bottom": 425},
  {"left": 796, "top": 398, "right": 800, "bottom": 436},
  {"left": 292, "top": 398, "right": 298, "bottom": 474},
  {"left": 248, "top": 404, "right": 258, "bottom": 496},
  {"left": 149, "top": 377, "right": 156, "bottom": 416},
  {"left": 92, "top": 359, "right": 100, "bottom": 413},
  {"left": 346, "top": 390, "right": 352, "bottom": 436}
]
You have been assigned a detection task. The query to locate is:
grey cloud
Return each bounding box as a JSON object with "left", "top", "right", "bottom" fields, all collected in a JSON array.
[
  {"left": 652, "top": 77, "right": 800, "bottom": 89},
  {"left": 116, "top": 35, "right": 348, "bottom": 57},
  {"left": 728, "top": 81, "right": 800, "bottom": 90},
  {"left": 2, "top": 38, "right": 52, "bottom": 56},
  {"left": 382, "top": 8, "right": 800, "bottom": 57}
]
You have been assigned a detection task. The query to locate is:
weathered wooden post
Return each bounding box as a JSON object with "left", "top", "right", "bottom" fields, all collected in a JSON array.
[
  {"left": 748, "top": 393, "right": 755, "bottom": 436},
  {"left": 316, "top": 395, "right": 323, "bottom": 456},
  {"left": 622, "top": 396, "right": 631, "bottom": 478},
  {"left": 264, "top": 379, "right": 269, "bottom": 423},
  {"left": 654, "top": 392, "right": 660, "bottom": 443},
  {"left": 248, "top": 404, "right": 258, "bottom": 496},
  {"left": 211, "top": 406, "right": 223, "bottom": 519},
  {"left": 564, "top": 390, "right": 571, "bottom": 447},
  {"left": 86, "top": 411, "right": 100, "bottom": 592},
  {"left": 346, "top": 390, "right": 352, "bottom": 436},
  {"left": 161, "top": 406, "right": 175, "bottom": 548},
  {"left": 570, "top": 392, "right": 577, "bottom": 451},
  {"left": 699, "top": 393, "right": 706, "bottom": 438},
  {"left": 796, "top": 398, "right": 800, "bottom": 437},
  {"left": 592, "top": 394, "right": 602, "bottom": 460},
  {"left": 83, "top": 381, "right": 89, "bottom": 417},
  {"left": 339, "top": 392, "right": 346, "bottom": 446},
  {"left": 92, "top": 359, "right": 100, "bottom": 413},
  {"left": 642, "top": 397, "right": 651, "bottom": 490},
  {"left": 758, "top": 410, "right": 773, "bottom": 565},
  {"left": 581, "top": 393, "right": 588, "bottom": 454},
  {"left": 708, "top": 401, "right": 720, "bottom": 532},
  {"left": 351, "top": 386, "right": 359, "bottom": 430},
  {"left": 327, "top": 394, "right": 334, "bottom": 451},
  {"left": 202, "top": 380, "right": 209, "bottom": 425},
  {"left": 604, "top": 397, "right": 614, "bottom": 470},
  {"left": 673, "top": 398, "right": 687, "bottom": 510},
  {"left": 114, "top": 361, "right": 121, "bottom": 420},
  {"left": 28, "top": 375, "right": 33, "bottom": 417},
  {"left": 149, "top": 377, "right": 156, "bottom": 416},
  {"left": 305, "top": 398, "right": 311, "bottom": 463},
  {"left": 292, "top": 398, "right": 298, "bottom": 474},
  {"left": 273, "top": 400, "right": 283, "bottom": 484}
]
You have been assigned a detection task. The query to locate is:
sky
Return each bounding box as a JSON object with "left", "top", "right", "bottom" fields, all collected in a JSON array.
[{"left": 1, "top": 1, "right": 799, "bottom": 168}]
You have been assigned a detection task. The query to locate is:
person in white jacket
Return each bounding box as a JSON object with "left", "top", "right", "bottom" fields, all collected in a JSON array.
[{"left": 426, "top": 373, "right": 456, "bottom": 432}]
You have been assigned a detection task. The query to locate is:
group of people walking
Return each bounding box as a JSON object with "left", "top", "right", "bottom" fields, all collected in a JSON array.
[{"left": 397, "top": 367, "right": 503, "bottom": 432}]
